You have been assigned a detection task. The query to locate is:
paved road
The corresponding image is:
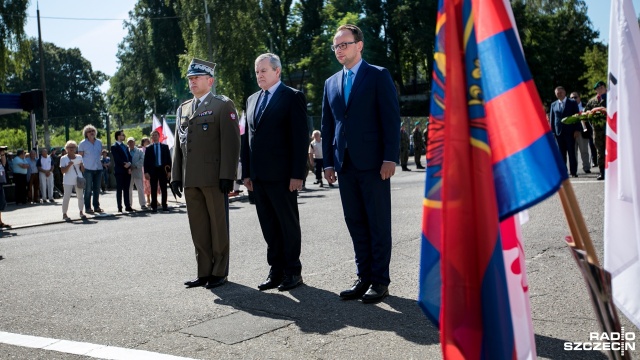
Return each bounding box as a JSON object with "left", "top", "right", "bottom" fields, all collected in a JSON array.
[{"left": 0, "top": 162, "right": 636, "bottom": 359}]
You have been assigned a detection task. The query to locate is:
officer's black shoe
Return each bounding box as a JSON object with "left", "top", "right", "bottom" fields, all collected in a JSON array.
[
  {"left": 205, "top": 276, "right": 228, "bottom": 289},
  {"left": 184, "top": 277, "right": 210, "bottom": 288},
  {"left": 597, "top": 174, "right": 605, "bottom": 181},
  {"left": 258, "top": 273, "right": 284, "bottom": 291}
]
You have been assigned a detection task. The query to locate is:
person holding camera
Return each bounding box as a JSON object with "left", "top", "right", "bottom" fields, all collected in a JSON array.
[{"left": 60, "top": 140, "right": 85, "bottom": 219}]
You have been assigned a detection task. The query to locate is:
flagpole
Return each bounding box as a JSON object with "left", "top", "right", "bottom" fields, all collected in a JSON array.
[{"left": 558, "top": 180, "right": 600, "bottom": 266}]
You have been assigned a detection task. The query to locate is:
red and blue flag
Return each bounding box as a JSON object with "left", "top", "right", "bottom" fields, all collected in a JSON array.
[{"left": 418, "top": 0, "right": 567, "bottom": 358}]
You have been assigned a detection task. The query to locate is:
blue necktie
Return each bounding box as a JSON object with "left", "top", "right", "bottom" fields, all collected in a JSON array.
[
  {"left": 155, "top": 144, "right": 161, "bottom": 166},
  {"left": 256, "top": 90, "right": 270, "bottom": 123},
  {"left": 344, "top": 69, "right": 353, "bottom": 103}
]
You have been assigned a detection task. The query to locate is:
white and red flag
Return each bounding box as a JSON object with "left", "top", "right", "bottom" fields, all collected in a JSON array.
[
  {"left": 152, "top": 114, "right": 175, "bottom": 150},
  {"left": 605, "top": 0, "right": 640, "bottom": 328}
]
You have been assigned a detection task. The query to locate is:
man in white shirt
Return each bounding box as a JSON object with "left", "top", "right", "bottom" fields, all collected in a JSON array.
[{"left": 37, "top": 148, "right": 54, "bottom": 202}]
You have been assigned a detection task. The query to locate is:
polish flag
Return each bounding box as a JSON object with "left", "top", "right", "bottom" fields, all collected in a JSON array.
[
  {"left": 604, "top": 0, "right": 640, "bottom": 328},
  {"left": 152, "top": 114, "right": 175, "bottom": 150}
]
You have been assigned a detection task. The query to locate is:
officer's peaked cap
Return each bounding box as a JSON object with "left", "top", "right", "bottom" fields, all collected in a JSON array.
[{"left": 186, "top": 58, "right": 216, "bottom": 78}]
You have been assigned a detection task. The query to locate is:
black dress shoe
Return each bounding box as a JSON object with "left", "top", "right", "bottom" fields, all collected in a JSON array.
[
  {"left": 339, "top": 279, "right": 371, "bottom": 300},
  {"left": 571, "top": 174, "right": 578, "bottom": 178},
  {"left": 162, "top": 206, "right": 169, "bottom": 211},
  {"left": 184, "top": 277, "right": 209, "bottom": 288},
  {"left": 151, "top": 208, "right": 158, "bottom": 213},
  {"left": 205, "top": 276, "right": 228, "bottom": 289},
  {"left": 258, "top": 273, "right": 284, "bottom": 291},
  {"left": 584, "top": 170, "right": 591, "bottom": 174},
  {"left": 361, "top": 284, "right": 389, "bottom": 304},
  {"left": 278, "top": 275, "right": 303, "bottom": 291},
  {"left": 597, "top": 174, "right": 605, "bottom": 181},
  {"left": 416, "top": 165, "right": 425, "bottom": 169},
  {"left": 125, "top": 207, "right": 136, "bottom": 212}
]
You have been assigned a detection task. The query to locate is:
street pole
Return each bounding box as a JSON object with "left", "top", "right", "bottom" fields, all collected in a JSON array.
[
  {"left": 203, "top": 0, "right": 216, "bottom": 94},
  {"left": 37, "top": 1, "right": 50, "bottom": 149}
]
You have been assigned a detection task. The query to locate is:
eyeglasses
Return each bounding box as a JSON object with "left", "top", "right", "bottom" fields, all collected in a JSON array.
[
  {"left": 331, "top": 41, "right": 356, "bottom": 52},
  {"left": 570, "top": 96, "right": 577, "bottom": 99}
]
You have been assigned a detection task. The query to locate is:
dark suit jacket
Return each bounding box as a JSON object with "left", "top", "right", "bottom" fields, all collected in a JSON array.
[
  {"left": 241, "top": 82, "right": 309, "bottom": 182},
  {"left": 549, "top": 98, "right": 581, "bottom": 137},
  {"left": 144, "top": 143, "right": 171, "bottom": 174},
  {"left": 111, "top": 142, "right": 132, "bottom": 175},
  {"left": 321, "top": 60, "right": 400, "bottom": 172}
]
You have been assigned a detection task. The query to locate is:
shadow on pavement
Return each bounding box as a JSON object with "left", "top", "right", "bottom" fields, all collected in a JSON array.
[
  {"left": 535, "top": 333, "right": 608, "bottom": 359},
  {"left": 209, "top": 282, "right": 438, "bottom": 345}
]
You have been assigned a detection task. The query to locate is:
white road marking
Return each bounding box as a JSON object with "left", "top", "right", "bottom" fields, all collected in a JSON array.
[
  {"left": 570, "top": 180, "right": 604, "bottom": 184},
  {"left": 0, "top": 331, "right": 198, "bottom": 360}
]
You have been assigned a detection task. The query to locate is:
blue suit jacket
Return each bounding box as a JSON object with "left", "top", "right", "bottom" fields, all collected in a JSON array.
[
  {"left": 111, "top": 142, "right": 132, "bottom": 175},
  {"left": 549, "top": 98, "right": 581, "bottom": 137},
  {"left": 321, "top": 60, "right": 400, "bottom": 172}
]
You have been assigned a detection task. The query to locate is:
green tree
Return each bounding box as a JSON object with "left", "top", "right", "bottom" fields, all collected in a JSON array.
[
  {"left": 512, "top": 0, "right": 598, "bottom": 105},
  {"left": 107, "top": 0, "right": 185, "bottom": 123},
  {"left": 580, "top": 43, "right": 607, "bottom": 99},
  {"left": 4, "top": 39, "right": 107, "bottom": 130},
  {"left": 176, "top": 0, "right": 265, "bottom": 110},
  {"left": 0, "top": 0, "right": 30, "bottom": 91}
]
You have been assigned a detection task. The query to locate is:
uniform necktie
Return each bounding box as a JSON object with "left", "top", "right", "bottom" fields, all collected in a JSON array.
[
  {"left": 196, "top": 98, "right": 201, "bottom": 109},
  {"left": 155, "top": 143, "right": 161, "bottom": 166},
  {"left": 344, "top": 69, "right": 353, "bottom": 103},
  {"left": 256, "top": 90, "right": 270, "bottom": 123}
]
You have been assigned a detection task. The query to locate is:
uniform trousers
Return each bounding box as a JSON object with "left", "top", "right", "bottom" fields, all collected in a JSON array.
[{"left": 185, "top": 186, "right": 229, "bottom": 277}]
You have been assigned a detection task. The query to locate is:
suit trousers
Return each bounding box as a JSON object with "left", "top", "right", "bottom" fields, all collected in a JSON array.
[
  {"left": 252, "top": 181, "right": 302, "bottom": 276},
  {"left": 555, "top": 133, "right": 578, "bottom": 176},
  {"left": 39, "top": 172, "right": 54, "bottom": 200},
  {"left": 337, "top": 151, "right": 392, "bottom": 286},
  {"left": 574, "top": 135, "right": 591, "bottom": 172},
  {"left": 185, "top": 186, "right": 230, "bottom": 277},
  {"left": 128, "top": 174, "right": 145, "bottom": 208},
  {"left": 149, "top": 167, "right": 168, "bottom": 208},
  {"left": 114, "top": 173, "right": 131, "bottom": 210}
]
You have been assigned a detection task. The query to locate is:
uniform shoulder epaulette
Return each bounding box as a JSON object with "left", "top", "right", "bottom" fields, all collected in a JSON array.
[
  {"left": 212, "top": 94, "right": 230, "bottom": 102},
  {"left": 181, "top": 98, "right": 194, "bottom": 106}
]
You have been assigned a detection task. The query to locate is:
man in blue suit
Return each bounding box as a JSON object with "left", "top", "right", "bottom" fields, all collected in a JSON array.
[
  {"left": 111, "top": 130, "right": 134, "bottom": 212},
  {"left": 549, "top": 86, "right": 581, "bottom": 177},
  {"left": 321, "top": 24, "right": 400, "bottom": 304}
]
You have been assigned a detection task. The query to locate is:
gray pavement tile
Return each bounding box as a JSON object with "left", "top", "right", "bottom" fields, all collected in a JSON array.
[{"left": 180, "top": 311, "right": 293, "bottom": 345}]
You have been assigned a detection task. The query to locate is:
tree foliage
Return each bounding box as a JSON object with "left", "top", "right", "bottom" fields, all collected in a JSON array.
[
  {"left": 580, "top": 43, "right": 607, "bottom": 99},
  {"left": 512, "top": 0, "right": 598, "bottom": 106},
  {"left": 107, "top": 0, "right": 186, "bottom": 124},
  {"left": 3, "top": 39, "right": 107, "bottom": 130},
  {"left": 0, "top": 0, "right": 30, "bottom": 91}
]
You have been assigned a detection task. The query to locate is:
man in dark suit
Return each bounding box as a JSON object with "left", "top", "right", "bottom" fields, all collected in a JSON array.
[
  {"left": 322, "top": 24, "right": 400, "bottom": 304},
  {"left": 549, "top": 86, "right": 581, "bottom": 177},
  {"left": 144, "top": 130, "right": 171, "bottom": 212},
  {"left": 111, "top": 130, "right": 135, "bottom": 212},
  {"left": 241, "top": 53, "right": 308, "bottom": 292}
]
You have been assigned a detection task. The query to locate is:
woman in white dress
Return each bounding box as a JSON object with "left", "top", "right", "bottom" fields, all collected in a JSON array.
[{"left": 60, "top": 140, "right": 85, "bottom": 219}]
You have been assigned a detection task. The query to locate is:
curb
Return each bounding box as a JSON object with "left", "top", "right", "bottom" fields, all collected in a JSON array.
[{"left": 3, "top": 194, "right": 248, "bottom": 231}]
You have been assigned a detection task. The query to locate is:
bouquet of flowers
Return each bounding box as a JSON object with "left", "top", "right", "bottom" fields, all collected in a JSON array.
[{"left": 561, "top": 107, "right": 607, "bottom": 126}]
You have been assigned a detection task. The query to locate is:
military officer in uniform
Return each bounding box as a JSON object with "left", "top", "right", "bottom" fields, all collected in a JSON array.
[
  {"left": 171, "top": 58, "right": 241, "bottom": 289},
  {"left": 399, "top": 126, "right": 410, "bottom": 171},
  {"left": 585, "top": 80, "right": 607, "bottom": 180},
  {"left": 412, "top": 123, "right": 425, "bottom": 169}
]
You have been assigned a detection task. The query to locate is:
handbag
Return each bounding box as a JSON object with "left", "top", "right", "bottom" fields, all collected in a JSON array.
[{"left": 72, "top": 162, "right": 85, "bottom": 189}]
